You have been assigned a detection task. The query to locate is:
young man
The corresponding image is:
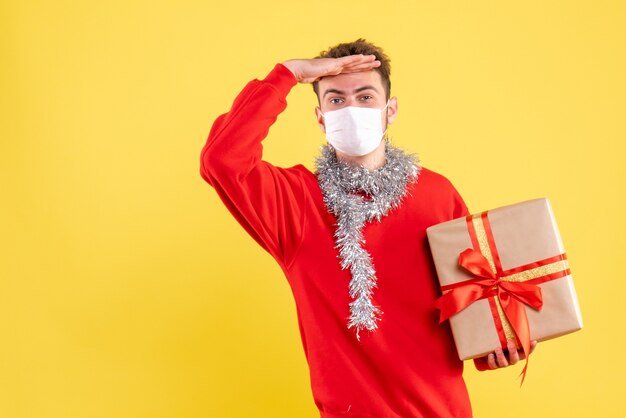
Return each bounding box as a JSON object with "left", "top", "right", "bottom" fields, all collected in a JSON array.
[{"left": 200, "top": 39, "right": 529, "bottom": 417}]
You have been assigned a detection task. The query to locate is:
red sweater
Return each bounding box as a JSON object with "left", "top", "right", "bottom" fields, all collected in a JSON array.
[{"left": 200, "top": 63, "right": 473, "bottom": 418}]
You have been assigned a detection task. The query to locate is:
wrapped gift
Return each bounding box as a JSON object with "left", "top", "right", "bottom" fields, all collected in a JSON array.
[{"left": 426, "top": 198, "right": 583, "bottom": 370}]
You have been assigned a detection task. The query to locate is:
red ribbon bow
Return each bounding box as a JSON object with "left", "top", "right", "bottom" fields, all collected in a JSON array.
[{"left": 435, "top": 248, "right": 544, "bottom": 383}]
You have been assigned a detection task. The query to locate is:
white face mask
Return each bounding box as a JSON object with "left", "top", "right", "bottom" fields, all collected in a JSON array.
[{"left": 321, "top": 101, "right": 389, "bottom": 157}]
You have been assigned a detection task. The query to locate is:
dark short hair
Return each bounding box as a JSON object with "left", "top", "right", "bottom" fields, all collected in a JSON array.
[{"left": 312, "top": 38, "right": 391, "bottom": 100}]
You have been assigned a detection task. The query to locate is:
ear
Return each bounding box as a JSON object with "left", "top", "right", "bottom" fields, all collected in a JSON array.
[
  {"left": 315, "top": 106, "right": 326, "bottom": 133},
  {"left": 387, "top": 96, "right": 398, "bottom": 125}
]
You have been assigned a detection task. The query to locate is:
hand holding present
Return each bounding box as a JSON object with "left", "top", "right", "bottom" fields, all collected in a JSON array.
[{"left": 474, "top": 340, "right": 537, "bottom": 370}]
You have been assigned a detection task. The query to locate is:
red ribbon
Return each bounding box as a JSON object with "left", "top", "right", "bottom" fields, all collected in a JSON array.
[{"left": 435, "top": 248, "right": 544, "bottom": 383}]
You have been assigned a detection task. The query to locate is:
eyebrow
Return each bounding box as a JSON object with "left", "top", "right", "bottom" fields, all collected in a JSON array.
[{"left": 322, "top": 85, "right": 379, "bottom": 98}]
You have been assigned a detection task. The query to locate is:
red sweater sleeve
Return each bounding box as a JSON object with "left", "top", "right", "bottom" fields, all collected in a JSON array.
[
  {"left": 451, "top": 184, "right": 469, "bottom": 219},
  {"left": 449, "top": 188, "right": 508, "bottom": 371},
  {"left": 448, "top": 182, "right": 495, "bottom": 371},
  {"left": 449, "top": 188, "right": 518, "bottom": 371},
  {"left": 199, "top": 64, "right": 306, "bottom": 267},
  {"left": 452, "top": 189, "right": 496, "bottom": 371}
]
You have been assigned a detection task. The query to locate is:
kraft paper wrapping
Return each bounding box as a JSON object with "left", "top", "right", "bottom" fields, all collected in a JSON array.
[{"left": 426, "top": 198, "right": 583, "bottom": 360}]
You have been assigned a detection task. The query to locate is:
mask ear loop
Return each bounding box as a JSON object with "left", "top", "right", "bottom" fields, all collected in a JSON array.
[{"left": 382, "top": 99, "right": 390, "bottom": 139}]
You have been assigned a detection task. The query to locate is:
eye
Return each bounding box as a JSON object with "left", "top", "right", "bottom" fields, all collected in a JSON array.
[
  {"left": 359, "top": 95, "right": 374, "bottom": 101},
  {"left": 329, "top": 98, "right": 344, "bottom": 105}
]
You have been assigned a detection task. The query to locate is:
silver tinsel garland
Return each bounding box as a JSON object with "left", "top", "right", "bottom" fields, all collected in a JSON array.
[{"left": 314, "top": 141, "right": 421, "bottom": 339}]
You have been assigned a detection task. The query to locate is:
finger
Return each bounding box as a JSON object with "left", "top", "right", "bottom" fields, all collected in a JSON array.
[
  {"left": 519, "top": 340, "right": 538, "bottom": 360},
  {"left": 341, "top": 61, "right": 381, "bottom": 73},
  {"left": 342, "top": 56, "right": 379, "bottom": 68},
  {"left": 336, "top": 54, "right": 377, "bottom": 67},
  {"left": 487, "top": 353, "right": 498, "bottom": 370},
  {"left": 334, "top": 56, "right": 377, "bottom": 73},
  {"left": 495, "top": 346, "right": 509, "bottom": 367},
  {"left": 507, "top": 340, "right": 520, "bottom": 365}
]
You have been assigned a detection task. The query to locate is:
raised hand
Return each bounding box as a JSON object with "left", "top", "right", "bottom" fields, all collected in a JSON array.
[{"left": 282, "top": 54, "right": 381, "bottom": 84}]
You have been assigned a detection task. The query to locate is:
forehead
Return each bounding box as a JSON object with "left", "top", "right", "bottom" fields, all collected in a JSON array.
[{"left": 317, "top": 70, "right": 384, "bottom": 95}]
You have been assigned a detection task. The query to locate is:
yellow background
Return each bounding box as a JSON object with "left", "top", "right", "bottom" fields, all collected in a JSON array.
[{"left": 2, "top": 1, "right": 624, "bottom": 417}]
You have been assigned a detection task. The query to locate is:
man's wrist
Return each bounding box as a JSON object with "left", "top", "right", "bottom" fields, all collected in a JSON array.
[
  {"left": 281, "top": 60, "right": 302, "bottom": 82},
  {"left": 262, "top": 63, "right": 298, "bottom": 96}
]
